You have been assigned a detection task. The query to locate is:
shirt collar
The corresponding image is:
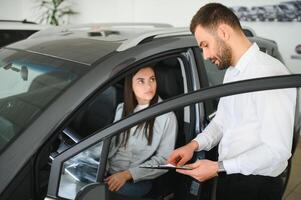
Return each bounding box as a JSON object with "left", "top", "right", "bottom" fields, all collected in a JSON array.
[
  {"left": 136, "top": 103, "right": 149, "bottom": 111},
  {"left": 134, "top": 97, "right": 162, "bottom": 112},
  {"left": 228, "top": 43, "right": 259, "bottom": 76}
]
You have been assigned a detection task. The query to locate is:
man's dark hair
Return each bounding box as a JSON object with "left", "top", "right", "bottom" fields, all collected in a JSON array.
[{"left": 190, "top": 3, "right": 242, "bottom": 34}]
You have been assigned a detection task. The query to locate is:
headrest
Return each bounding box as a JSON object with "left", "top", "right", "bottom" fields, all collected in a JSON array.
[{"left": 155, "top": 59, "right": 184, "bottom": 100}]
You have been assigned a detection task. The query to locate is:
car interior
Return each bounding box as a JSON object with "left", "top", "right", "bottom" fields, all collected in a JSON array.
[
  {"left": 4, "top": 39, "right": 296, "bottom": 200},
  {"left": 2, "top": 47, "right": 299, "bottom": 200},
  {"left": 0, "top": 72, "right": 78, "bottom": 200},
  {"left": 33, "top": 51, "right": 299, "bottom": 200},
  {"left": 0, "top": 65, "right": 73, "bottom": 151},
  {"left": 32, "top": 55, "right": 202, "bottom": 200}
]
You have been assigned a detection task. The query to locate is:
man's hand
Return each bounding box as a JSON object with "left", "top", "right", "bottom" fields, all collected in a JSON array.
[
  {"left": 105, "top": 171, "right": 132, "bottom": 192},
  {"left": 176, "top": 159, "right": 218, "bottom": 182},
  {"left": 167, "top": 140, "right": 199, "bottom": 166}
]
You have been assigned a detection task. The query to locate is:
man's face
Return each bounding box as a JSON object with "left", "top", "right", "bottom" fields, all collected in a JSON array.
[{"left": 194, "top": 25, "right": 232, "bottom": 70}]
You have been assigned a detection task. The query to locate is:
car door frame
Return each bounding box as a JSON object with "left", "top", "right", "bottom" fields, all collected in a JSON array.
[
  {"left": 44, "top": 49, "right": 203, "bottom": 199},
  {"left": 46, "top": 74, "right": 301, "bottom": 199},
  {"left": 0, "top": 36, "right": 199, "bottom": 196}
]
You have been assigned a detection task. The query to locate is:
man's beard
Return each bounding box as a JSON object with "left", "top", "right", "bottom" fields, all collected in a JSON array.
[{"left": 214, "top": 37, "right": 232, "bottom": 70}]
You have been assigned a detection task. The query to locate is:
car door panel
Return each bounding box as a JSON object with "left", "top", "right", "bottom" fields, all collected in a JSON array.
[{"left": 47, "top": 74, "right": 301, "bottom": 199}]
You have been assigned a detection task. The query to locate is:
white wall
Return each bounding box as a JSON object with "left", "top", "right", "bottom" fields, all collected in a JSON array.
[
  {"left": 67, "top": 0, "right": 206, "bottom": 26},
  {"left": 0, "top": 0, "right": 300, "bottom": 72},
  {"left": 242, "top": 22, "right": 301, "bottom": 73},
  {"left": 0, "top": 0, "right": 24, "bottom": 20}
]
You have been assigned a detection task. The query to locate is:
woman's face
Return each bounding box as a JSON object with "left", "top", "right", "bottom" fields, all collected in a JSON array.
[{"left": 132, "top": 67, "right": 157, "bottom": 105}]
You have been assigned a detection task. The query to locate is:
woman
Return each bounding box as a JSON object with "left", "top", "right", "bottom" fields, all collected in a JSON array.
[{"left": 105, "top": 66, "right": 178, "bottom": 197}]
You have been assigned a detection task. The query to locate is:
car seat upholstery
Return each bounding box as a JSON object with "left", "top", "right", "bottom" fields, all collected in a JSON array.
[
  {"left": 70, "top": 86, "right": 119, "bottom": 138},
  {"left": 155, "top": 58, "right": 184, "bottom": 147},
  {"left": 0, "top": 71, "right": 72, "bottom": 150},
  {"left": 145, "top": 58, "right": 184, "bottom": 199}
]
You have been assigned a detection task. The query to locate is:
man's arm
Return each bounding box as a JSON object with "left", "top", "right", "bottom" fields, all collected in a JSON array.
[{"left": 168, "top": 100, "right": 225, "bottom": 166}]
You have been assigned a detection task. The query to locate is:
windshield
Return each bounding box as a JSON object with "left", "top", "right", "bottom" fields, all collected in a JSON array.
[{"left": 0, "top": 49, "right": 88, "bottom": 153}]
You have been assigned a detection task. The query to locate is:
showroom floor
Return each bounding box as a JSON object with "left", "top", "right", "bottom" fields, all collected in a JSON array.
[{"left": 283, "top": 136, "right": 301, "bottom": 200}]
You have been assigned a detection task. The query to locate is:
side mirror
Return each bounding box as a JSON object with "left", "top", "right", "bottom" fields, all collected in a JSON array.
[
  {"left": 21, "top": 66, "right": 28, "bottom": 81},
  {"left": 75, "top": 183, "right": 108, "bottom": 200}
]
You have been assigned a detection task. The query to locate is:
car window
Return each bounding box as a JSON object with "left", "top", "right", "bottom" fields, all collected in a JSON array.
[
  {"left": 203, "top": 59, "right": 226, "bottom": 86},
  {"left": 49, "top": 75, "right": 301, "bottom": 200},
  {"left": 0, "top": 49, "right": 88, "bottom": 153},
  {"left": 0, "top": 30, "right": 37, "bottom": 47},
  {"left": 58, "top": 141, "right": 104, "bottom": 199},
  {"left": 46, "top": 54, "right": 197, "bottom": 199},
  {"left": 50, "top": 55, "right": 190, "bottom": 159},
  {"left": 56, "top": 110, "right": 179, "bottom": 200},
  {"left": 65, "top": 56, "right": 188, "bottom": 141}
]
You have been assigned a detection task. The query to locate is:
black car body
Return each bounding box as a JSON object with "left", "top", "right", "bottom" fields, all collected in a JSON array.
[
  {"left": 0, "top": 23, "right": 300, "bottom": 200},
  {"left": 0, "top": 20, "right": 50, "bottom": 48}
]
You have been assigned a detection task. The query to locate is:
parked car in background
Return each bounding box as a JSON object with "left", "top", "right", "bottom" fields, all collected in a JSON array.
[
  {"left": 277, "top": 3, "right": 297, "bottom": 21},
  {"left": 250, "top": 6, "right": 267, "bottom": 21},
  {"left": 296, "top": 44, "right": 301, "bottom": 54},
  {"left": 0, "top": 20, "right": 49, "bottom": 48},
  {"left": 0, "top": 23, "right": 300, "bottom": 200},
  {"left": 230, "top": 6, "right": 255, "bottom": 21},
  {"left": 263, "top": 5, "right": 278, "bottom": 21},
  {"left": 282, "top": 0, "right": 301, "bottom": 21}
]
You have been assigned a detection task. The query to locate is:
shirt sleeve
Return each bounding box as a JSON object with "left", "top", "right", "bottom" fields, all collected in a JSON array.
[
  {"left": 223, "top": 88, "right": 297, "bottom": 175},
  {"left": 129, "top": 112, "right": 178, "bottom": 182},
  {"left": 107, "top": 103, "right": 124, "bottom": 160}
]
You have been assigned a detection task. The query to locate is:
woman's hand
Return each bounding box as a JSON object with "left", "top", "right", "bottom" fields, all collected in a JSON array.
[{"left": 105, "top": 171, "right": 132, "bottom": 192}]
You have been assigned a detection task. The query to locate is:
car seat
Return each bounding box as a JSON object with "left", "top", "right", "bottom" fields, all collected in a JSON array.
[
  {"left": 145, "top": 58, "right": 185, "bottom": 200},
  {"left": 69, "top": 86, "right": 119, "bottom": 139},
  {"left": 155, "top": 58, "right": 184, "bottom": 145}
]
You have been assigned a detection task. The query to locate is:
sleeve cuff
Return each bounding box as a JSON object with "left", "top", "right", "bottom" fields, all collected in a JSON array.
[
  {"left": 193, "top": 134, "right": 208, "bottom": 151},
  {"left": 223, "top": 158, "right": 240, "bottom": 174},
  {"left": 128, "top": 168, "right": 139, "bottom": 183}
]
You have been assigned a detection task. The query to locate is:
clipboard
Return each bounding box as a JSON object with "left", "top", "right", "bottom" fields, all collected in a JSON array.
[{"left": 139, "top": 163, "right": 192, "bottom": 170}]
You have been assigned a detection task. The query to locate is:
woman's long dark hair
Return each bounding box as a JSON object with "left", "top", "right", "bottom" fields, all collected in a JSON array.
[{"left": 117, "top": 66, "right": 158, "bottom": 147}]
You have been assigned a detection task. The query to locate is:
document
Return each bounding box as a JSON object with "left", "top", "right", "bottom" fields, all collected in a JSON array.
[{"left": 139, "top": 163, "right": 192, "bottom": 170}]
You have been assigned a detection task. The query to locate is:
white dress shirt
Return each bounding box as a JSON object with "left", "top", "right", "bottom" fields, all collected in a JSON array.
[{"left": 194, "top": 43, "right": 297, "bottom": 176}]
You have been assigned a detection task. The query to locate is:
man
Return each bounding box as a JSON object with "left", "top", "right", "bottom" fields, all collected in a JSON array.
[{"left": 168, "top": 3, "right": 296, "bottom": 200}]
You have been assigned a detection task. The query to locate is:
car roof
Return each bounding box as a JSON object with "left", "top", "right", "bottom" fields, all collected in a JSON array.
[
  {"left": 0, "top": 20, "right": 50, "bottom": 30},
  {"left": 6, "top": 23, "right": 191, "bottom": 65},
  {"left": 28, "top": 23, "right": 191, "bottom": 50},
  {"left": 5, "top": 23, "right": 277, "bottom": 66},
  {"left": 28, "top": 23, "right": 176, "bottom": 43}
]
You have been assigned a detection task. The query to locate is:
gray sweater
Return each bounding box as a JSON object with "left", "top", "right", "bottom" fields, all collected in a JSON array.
[{"left": 107, "top": 102, "right": 177, "bottom": 182}]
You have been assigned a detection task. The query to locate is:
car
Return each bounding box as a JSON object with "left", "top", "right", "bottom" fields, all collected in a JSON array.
[
  {"left": 276, "top": 3, "right": 297, "bottom": 21},
  {"left": 282, "top": 0, "right": 301, "bottom": 21},
  {"left": 263, "top": 5, "right": 278, "bottom": 21},
  {"left": 296, "top": 44, "right": 301, "bottom": 54},
  {"left": 250, "top": 6, "right": 268, "bottom": 21},
  {"left": 229, "top": 6, "right": 255, "bottom": 21},
  {"left": 0, "top": 20, "right": 50, "bottom": 48},
  {"left": 0, "top": 23, "right": 300, "bottom": 200}
]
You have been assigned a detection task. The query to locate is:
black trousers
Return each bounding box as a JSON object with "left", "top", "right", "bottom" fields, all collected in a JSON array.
[{"left": 216, "top": 173, "right": 282, "bottom": 200}]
